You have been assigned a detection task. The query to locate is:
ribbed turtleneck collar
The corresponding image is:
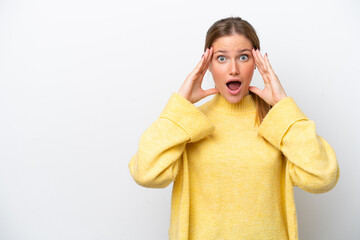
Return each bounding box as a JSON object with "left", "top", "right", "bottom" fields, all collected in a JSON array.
[{"left": 207, "top": 93, "right": 256, "bottom": 114}]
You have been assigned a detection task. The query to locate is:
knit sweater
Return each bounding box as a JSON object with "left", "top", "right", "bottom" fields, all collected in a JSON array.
[{"left": 129, "top": 92, "right": 340, "bottom": 240}]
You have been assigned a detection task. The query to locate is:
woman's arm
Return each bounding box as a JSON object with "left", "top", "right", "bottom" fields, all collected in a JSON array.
[
  {"left": 258, "top": 97, "right": 340, "bottom": 194},
  {"left": 250, "top": 49, "right": 339, "bottom": 193},
  {"left": 130, "top": 47, "right": 217, "bottom": 188},
  {"left": 129, "top": 92, "right": 215, "bottom": 188}
]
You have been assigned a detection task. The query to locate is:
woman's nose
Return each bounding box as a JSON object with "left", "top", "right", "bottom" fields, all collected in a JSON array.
[{"left": 229, "top": 61, "right": 239, "bottom": 75}]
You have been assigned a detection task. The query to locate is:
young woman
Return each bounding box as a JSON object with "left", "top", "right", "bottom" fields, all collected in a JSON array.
[{"left": 129, "top": 17, "right": 340, "bottom": 240}]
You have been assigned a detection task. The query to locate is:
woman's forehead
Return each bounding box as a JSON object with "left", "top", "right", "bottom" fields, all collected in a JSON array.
[{"left": 212, "top": 34, "right": 252, "bottom": 50}]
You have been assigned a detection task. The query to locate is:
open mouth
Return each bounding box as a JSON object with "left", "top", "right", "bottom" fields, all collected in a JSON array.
[{"left": 226, "top": 81, "right": 241, "bottom": 90}]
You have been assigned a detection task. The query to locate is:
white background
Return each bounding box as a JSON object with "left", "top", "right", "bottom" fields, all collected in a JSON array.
[{"left": 0, "top": 0, "right": 359, "bottom": 239}]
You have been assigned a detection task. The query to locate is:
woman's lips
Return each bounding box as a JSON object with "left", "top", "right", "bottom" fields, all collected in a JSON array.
[{"left": 226, "top": 81, "right": 242, "bottom": 95}]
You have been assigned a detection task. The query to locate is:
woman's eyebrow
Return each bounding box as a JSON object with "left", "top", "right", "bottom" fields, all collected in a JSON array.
[{"left": 214, "top": 49, "right": 252, "bottom": 54}]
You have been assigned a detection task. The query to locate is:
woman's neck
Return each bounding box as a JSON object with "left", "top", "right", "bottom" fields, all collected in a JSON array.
[{"left": 207, "top": 93, "right": 256, "bottom": 114}]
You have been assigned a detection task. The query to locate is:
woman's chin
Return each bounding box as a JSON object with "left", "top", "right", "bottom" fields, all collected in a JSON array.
[{"left": 222, "top": 91, "right": 245, "bottom": 103}]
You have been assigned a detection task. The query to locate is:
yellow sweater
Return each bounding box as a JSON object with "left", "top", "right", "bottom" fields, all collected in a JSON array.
[{"left": 129, "top": 92, "right": 340, "bottom": 240}]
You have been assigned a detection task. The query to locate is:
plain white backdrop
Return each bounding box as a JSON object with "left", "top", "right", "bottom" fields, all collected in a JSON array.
[{"left": 0, "top": 0, "right": 359, "bottom": 239}]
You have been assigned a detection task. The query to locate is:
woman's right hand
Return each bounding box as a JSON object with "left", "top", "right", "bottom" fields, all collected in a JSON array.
[{"left": 177, "top": 47, "right": 219, "bottom": 104}]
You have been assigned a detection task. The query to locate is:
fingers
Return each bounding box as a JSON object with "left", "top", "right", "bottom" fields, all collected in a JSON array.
[
  {"left": 252, "top": 48, "right": 266, "bottom": 71},
  {"left": 204, "top": 87, "right": 219, "bottom": 97},
  {"left": 248, "top": 86, "right": 262, "bottom": 97},
  {"left": 188, "top": 47, "right": 213, "bottom": 85},
  {"left": 264, "top": 53, "right": 274, "bottom": 73},
  {"left": 193, "top": 49, "right": 207, "bottom": 73},
  {"left": 252, "top": 48, "right": 260, "bottom": 68},
  {"left": 196, "top": 47, "right": 213, "bottom": 82},
  {"left": 200, "top": 47, "right": 213, "bottom": 74},
  {"left": 254, "top": 49, "right": 276, "bottom": 75},
  {"left": 253, "top": 49, "right": 273, "bottom": 83},
  {"left": 192, "top": 47, "right": 211, "bottom": 78}
]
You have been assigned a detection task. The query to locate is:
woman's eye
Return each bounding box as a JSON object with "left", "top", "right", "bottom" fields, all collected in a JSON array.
[
  {"left": 217, "top": 56, "right": 226, "bottom": 62},
  {"left": 240, "top": 55, "right": 248, "bottom": 61}
]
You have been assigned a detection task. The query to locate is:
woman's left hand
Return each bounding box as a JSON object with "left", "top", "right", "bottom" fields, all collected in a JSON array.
[{"left": 249, "top": 49, "right": 287, "bottom": 106}]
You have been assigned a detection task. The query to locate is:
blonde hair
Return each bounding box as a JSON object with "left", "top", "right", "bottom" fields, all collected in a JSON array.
[{"left": 204, "top": 17, "right": 271, "bottom": 126}]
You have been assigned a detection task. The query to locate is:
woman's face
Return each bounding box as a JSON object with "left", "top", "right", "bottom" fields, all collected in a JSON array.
[{"left": 209, "top": 34, "right": 255, "bottom": 103}]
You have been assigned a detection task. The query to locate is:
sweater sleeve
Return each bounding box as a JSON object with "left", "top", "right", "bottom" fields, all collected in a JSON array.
[
  {"left": 128, "top": 92, "right": 215, "bottom": 188},
  {"left": 257, "top": 97, "right": 340, "bottom": 194}
]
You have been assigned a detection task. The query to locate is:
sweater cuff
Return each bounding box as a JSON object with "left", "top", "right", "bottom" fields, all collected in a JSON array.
[
  {"left": 159, "top": 92, "right": 215, "bottom": 142},
  {"left": 257, "top": 97, "right": 308, "bottom": 150}
]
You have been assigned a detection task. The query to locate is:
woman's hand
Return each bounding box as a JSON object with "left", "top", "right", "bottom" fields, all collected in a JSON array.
[
  {"left": 177, "top": 47, "right": 219, "bottom": 104},
  {"left": 249, "top": 49, "right": 287, "bottom": 106}
]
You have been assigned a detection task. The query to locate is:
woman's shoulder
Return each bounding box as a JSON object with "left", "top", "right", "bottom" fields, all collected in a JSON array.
[{"left": 196, "top": 98, "right": 214, "bottom": 116}]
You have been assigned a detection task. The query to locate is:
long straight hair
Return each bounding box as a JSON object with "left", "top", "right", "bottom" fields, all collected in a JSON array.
[{"left": 204, "top": 17, "right": 271, "bottom": 126}]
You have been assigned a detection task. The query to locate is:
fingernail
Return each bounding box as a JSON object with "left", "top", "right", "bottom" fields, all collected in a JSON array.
[
  {"left": 201, "top": 54, "right": 204, "bottom": 58},
  {"left": 265, "top": 52, "right": 268, "bottom": 57}
]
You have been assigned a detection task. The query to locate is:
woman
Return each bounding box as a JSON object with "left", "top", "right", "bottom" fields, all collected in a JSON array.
[{"left": 129, "top": 17, "right": 340, "bottom": 240}]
